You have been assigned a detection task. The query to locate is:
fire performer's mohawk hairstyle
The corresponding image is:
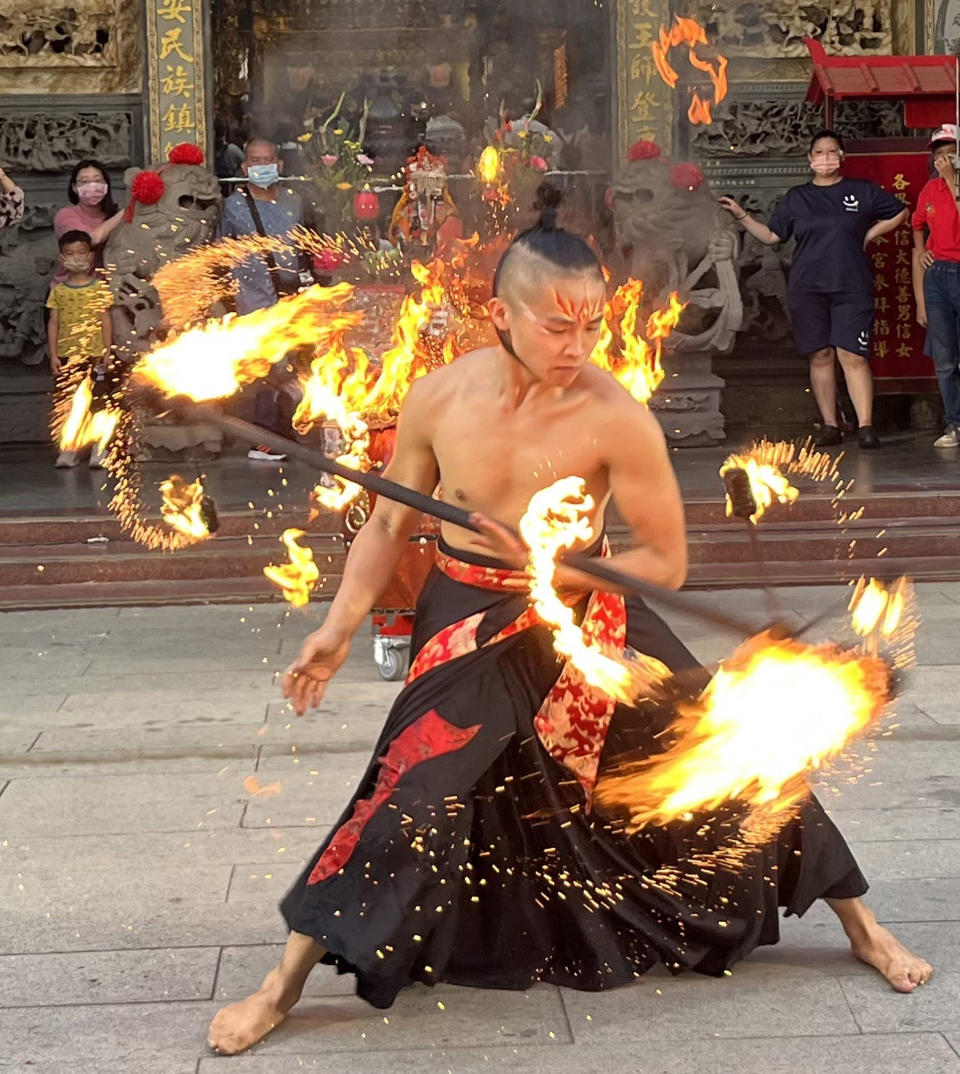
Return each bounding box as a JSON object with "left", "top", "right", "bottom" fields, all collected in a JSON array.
[{"left": 493, "top": 182, "right": 602, "bottom": 297}]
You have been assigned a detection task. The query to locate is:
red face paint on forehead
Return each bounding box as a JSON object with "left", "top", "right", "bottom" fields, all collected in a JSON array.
[{"left": 550, "top": 286, "right": 605, "bottom": 324}]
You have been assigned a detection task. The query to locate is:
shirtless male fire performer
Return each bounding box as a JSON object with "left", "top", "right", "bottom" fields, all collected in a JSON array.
[{"left": 209, "top": 186, "right": 931, "bottom": 1055}]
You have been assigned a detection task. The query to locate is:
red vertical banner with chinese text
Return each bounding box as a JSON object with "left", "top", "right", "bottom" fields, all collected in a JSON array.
[{"left": 844, "top": 151, "right": 937, "bottom": 392}]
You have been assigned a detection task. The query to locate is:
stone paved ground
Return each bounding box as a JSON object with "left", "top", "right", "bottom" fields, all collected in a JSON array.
[{"left": 0, "top": 586, "right": 958, "bottom": 1074}]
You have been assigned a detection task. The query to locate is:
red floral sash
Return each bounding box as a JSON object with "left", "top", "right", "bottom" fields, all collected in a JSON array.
[{"left": 411, "top": 543, "right": 627, "bottom": 795}]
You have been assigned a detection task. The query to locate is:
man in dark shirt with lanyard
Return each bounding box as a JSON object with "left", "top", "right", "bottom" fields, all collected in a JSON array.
[
  {"left": 220, "top": 137, "right": 305, "bottom": 461},
  {"left": 720, "top": 130, "right": 908, "bottom": 448}
]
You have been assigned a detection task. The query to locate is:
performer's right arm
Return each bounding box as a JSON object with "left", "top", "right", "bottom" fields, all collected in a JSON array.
[{"left": 284, "top": 378, "right": 440, "bottom": 714}]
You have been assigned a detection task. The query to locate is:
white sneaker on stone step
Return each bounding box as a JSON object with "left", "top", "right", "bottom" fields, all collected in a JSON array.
[{"left": 933, "top": 426, "right": 960, "bottom": 448}]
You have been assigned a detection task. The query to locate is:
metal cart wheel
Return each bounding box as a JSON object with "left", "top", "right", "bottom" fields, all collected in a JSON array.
[{"left": 375, "top": 644, "right": 407, "bottom": 681}]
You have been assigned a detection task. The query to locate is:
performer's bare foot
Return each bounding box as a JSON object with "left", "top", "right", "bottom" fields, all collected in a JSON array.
[
  {"left": 208, "top": 933, "right": 324, "bottom": 1055},
  {"left": 850, "top": 925, "right": 933, "bottom": 993},
  {"left": 207, "top": 967, "right": 298, "bottom": 1055},
  {"left": 827, "top": 897, "right": 932, "bottom": 992}
]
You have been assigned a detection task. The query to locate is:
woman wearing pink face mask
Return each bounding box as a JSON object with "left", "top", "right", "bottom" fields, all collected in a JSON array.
[
  {"left": 52, "top": 160, "right": 125, "bottom": 285},
  {"left": 719, "top": 129, "right": 908, "bottom": 448}
]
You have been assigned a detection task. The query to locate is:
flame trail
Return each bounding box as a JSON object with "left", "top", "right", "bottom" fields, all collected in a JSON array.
[
  {"left": 263, "top": 528, "right": 320, "bottom": 608},
  {"left": 518, "top": 477, "right": 670, "bottom": 702}
]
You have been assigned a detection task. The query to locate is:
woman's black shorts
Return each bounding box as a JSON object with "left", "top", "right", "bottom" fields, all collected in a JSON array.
[{"left": 787, "top": 291, "right": 875, "bottom": 358}]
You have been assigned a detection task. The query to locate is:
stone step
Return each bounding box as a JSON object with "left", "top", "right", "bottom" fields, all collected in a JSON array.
[{"left": 4, "top": 487, "right": 960, "bottom": 547}]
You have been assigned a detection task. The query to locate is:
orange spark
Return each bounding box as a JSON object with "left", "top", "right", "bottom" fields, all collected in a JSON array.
[{"left": 263, "top": 528, "right": 320, "bottom": 608}]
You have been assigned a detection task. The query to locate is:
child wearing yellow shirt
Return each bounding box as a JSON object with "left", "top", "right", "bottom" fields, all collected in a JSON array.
[{"left": 46, "top": 230, "right": 114, "bottom": 468}]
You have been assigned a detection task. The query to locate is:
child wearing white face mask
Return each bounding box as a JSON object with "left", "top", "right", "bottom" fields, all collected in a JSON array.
[
  {"left": 52, "top": 159, "right": 125, "bottom": 286},
  {"left": 47, "top": 230, "right": 116, "bottom": 469}
]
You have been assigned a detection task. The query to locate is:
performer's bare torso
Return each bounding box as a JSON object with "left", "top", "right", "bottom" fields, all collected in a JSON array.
[{"left": 415, "top": 347, "right": 621, "bottom": 556}]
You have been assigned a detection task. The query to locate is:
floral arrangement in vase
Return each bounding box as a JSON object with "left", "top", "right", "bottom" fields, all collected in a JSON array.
[{"left": 300, "top": 92, "right": 376, "bottom": 226}]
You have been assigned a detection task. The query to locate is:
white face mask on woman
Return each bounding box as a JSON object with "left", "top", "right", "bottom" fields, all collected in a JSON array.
[{"left": 76, "top": 180, "right": 108, "bottom": 207}]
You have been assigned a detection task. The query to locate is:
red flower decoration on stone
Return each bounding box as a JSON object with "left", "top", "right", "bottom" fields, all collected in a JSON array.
[
  {"left": 627, "top": 140, "right": 661, "bottom": 162},
  {"left": 671, "top": 162, "right": 705, "bottom": 190},
  {"left": 131, "top": 170, "right": 165, "bottom": 205},
  {"left": 168, "top": 143, "right": 205, "bottom": 166}
]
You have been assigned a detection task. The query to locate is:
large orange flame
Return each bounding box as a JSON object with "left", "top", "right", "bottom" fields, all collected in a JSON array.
[
  {"left": 263, "top": 528, "right": 320, "bottom": 608},
  {"left": 132, "top": 283, "right": 360, "bottom": 403},
  {"left": 519, "top": 476, "right": 670, "bottom": 702},
  {"left": 291, "top": 259, "right": 454, "bottom": 511},
  {"left": 596, "top": 631, "right": 892, "bottom": 833},
  {"left": 590, "top": 281, "right": 684, "bottom": 404},
  {"left": 719, "top": 454, "right": 800, "bottom": 524}
]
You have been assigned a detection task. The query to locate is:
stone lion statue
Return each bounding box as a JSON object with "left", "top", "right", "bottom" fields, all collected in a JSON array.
[
  {"left": 609, "top": 140, "right": 742, "bottom": 354},
  {"left": 103, "top": 143, "right": 223, "bottom": 456},
  {"left": 104, "top": 142, "right": 222, "bottom": 355}
]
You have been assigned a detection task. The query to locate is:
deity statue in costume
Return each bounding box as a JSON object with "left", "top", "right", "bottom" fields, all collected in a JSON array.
[
  {"left": 388, "top": 146, "right": 462, "bottom": 257},
  {"left": 608, "top": 140, "right": 742, "bottom": 354}
]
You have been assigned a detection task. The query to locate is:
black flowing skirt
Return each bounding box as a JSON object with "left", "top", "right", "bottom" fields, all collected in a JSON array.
[{"left": 281, "top": 541, "right": 866, "bottom": 1009}]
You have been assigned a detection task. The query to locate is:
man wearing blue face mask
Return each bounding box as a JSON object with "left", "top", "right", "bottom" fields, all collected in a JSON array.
[{"left": 221, "top": 136, "right": 305, "bottom": 460}]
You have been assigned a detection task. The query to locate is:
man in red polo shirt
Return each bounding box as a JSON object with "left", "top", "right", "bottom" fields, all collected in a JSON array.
[{"left": 912, "top": 124, "right": 960, "bottom": 448}]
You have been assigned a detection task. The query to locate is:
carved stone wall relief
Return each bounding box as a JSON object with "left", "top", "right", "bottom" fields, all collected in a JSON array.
[
  {"left": 0, "top": 1, "right": 143, "bottom": 95},
  {"left": 693, "top": 0, "right": 894, "bottom": 57},
  {"left": 0, "top": 110, "right": 134, "bottom": 173}
]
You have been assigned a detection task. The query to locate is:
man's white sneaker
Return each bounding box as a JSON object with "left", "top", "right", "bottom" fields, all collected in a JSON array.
[
  {"left": 934, "top": 426, "right": 960, "bottom": 449},
  {"left": 247, "top": 445, "right": 288, "bottom": 462}
]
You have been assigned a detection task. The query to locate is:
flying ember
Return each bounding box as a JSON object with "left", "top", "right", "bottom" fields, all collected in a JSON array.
[{"left": 263, "top": 529, "right": 321, "bottom": 608}]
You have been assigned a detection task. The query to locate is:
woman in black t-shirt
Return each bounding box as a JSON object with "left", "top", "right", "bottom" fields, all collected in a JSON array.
[{"left": 719, "top": 130, "right": 907, "bottom": 448}]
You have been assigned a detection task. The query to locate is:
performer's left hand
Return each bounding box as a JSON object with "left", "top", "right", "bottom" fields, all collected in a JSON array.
[{"left": 469, "top": 512, "right": 528, "bottom": 570}]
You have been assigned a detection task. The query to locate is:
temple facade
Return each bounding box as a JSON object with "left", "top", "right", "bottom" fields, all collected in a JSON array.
[{"left": 0, "top": 0, "right": 949, "bottom": 440}]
